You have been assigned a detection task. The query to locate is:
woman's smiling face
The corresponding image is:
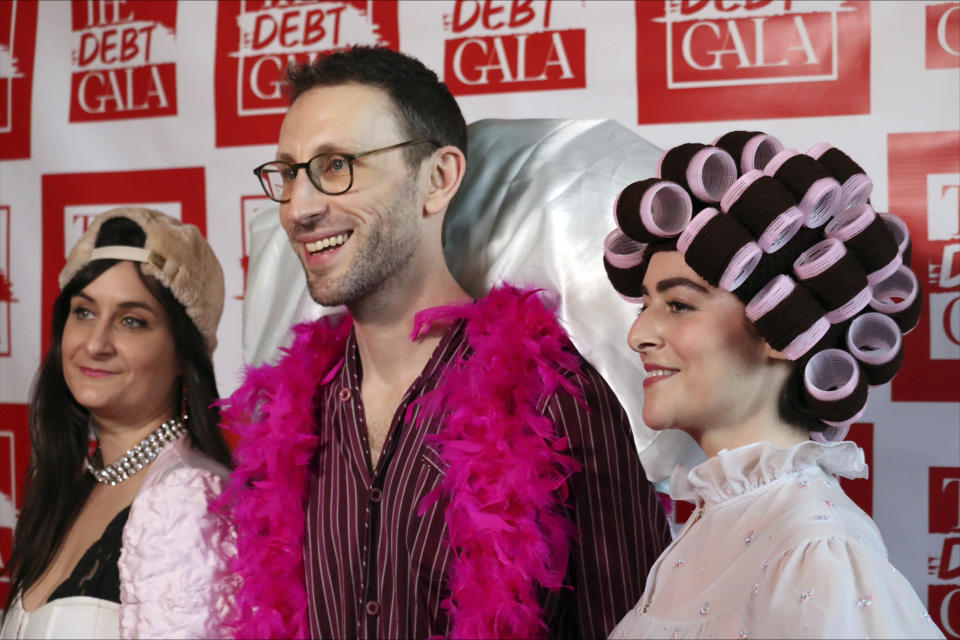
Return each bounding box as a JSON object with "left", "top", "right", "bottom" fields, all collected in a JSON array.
[
  {"left": 628, "top": 251, "right": 779, "bottom": 437},
  {"left": 61, "top": 261, "right": 180, "bottom": 428}
]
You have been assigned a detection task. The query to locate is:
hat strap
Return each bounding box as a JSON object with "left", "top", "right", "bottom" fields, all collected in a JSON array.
[{"left": 89, "top": 245, "right": 179, "bottom": 279}]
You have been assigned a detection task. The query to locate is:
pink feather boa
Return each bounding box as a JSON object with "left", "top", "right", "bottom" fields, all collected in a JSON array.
[
  {"left": 410, "top": 285, "right": 584, "bottom": 639},
  {"left": 216, "top": 285, "right": 583, "bottom": 639},
  {"left": 215, "top": 314, "right": 352, "bottom": 639}
]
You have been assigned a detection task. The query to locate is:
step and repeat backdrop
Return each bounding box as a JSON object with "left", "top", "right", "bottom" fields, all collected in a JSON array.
[{"left": 1, "top": 0, "right": 959, "bottom": 632}]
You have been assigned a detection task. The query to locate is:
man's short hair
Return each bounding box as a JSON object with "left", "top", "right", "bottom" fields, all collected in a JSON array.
[{"left": 285, "top": 46, "right": 468, "bottom": 166}]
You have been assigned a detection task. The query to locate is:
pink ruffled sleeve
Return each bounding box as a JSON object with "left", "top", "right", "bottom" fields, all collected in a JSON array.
[{"left": 118, "top": 465, "right": 236, "bottom": 639}]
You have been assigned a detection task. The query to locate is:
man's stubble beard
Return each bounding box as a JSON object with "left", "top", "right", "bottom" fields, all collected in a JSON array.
[{"left": 302, "top": 180, "right": 421, "bottom": 308}]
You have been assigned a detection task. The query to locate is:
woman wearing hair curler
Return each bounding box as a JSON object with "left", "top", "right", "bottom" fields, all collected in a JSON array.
[
  {"left": 605, "top": 133, "right": 943, "bottom": 639},
  {"left": 0, "top": 209, "right": 234, "bottom": 638}
]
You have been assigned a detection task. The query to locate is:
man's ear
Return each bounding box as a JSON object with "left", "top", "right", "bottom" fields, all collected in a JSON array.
[{"left": 423, "top": 146, "right": 466, "bottom": 217}]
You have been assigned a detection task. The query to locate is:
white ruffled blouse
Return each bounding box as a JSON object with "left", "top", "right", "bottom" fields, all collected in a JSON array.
[
  {"left": 610, "top": 440, "right": 944, "bottom": 639},
  {"left": 1, "top": 438, "right": 234, "bottom": 639}
]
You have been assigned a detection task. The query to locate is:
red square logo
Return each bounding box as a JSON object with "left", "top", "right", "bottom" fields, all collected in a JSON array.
[
  {"left": 931, "top": 467, "right": 960, "bottom": 535},
  {"left": 69, "top": 0, "right": 178, "bottom": 122},
  {"left": 0, "top": 0, "right": 38, "bottom": 159},
  {"left": 887, "top": 131, "right": 960, "bottom": 403},
  {"left": 41, "top": 167, "right": 207, "bottom": 356},
  {"left": 214, "top": 0, "right": 400, "bottom": 148},
  {"left": 929, "top": 583, "right": 960, "bottom": 640},
  {"left": 634, "top": 0, "right": 870, "bottom": 124},
  {"left": 928, "top": 2, "right": 960, "bottom": 70},
  {"left": 441, "top": 0, "right": 586, "bottom": 96},
  {"left": 0, "top": 404, "right": 30, "bottom": 606}
]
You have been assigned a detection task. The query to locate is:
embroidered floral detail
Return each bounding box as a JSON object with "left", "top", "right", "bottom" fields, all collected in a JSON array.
[
  {"left": 675, "top": 557, "right": 686, "bottom": 568},
  {"left": 700, "top": 601, "right": 711, "bottom": 617},
  {"left": 815, "top": 514, "right": 831, "bottom": 521},
  {"left": 745, "top": 530, "right": 756, "bottom": 546},
  {"left": 824, "top": 499, "right": 835, "bottom": 509},
  {"left": 857, "top": 595, "right": 873, "bottom": 608},
  {"left": 738, "top": 628, "right": 749, "bottom": 639},
  {"left": 799, "top": 589, "right": 815, "bottom": 602},
  {"left": 798, "top": 479, "right": 809, "bottom": 488},
  {"left": 761, "top": 562, "right": 768, "bottom": 572},
  {"left": 752, "top": 583, "right": 760, "bottom": 595}
]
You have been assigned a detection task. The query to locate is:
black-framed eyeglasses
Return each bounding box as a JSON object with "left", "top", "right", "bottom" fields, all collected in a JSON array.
[{"left": 252, "top": 138, "right": 439, "bottom": 203}]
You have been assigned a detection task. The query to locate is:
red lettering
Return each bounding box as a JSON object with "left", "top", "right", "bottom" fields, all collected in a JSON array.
[
  {"left": 482, "top": 1, "right": 506, "bottom": 30},
  {"left": 681, "top": 0, "right": 710, "bottom": 14},
  {"left": 680, "top": 0, "right": 791, "bottom": 14},
  {"left": 930, "top": 467, "right": 960, "bottom": 534},
  {"left": 120, "top": 27, "right": 139, "bottom": 62},
  {"left": 327, "top": 6, "right": 344, "bottom": 45},
  {"left": 139, "top": 25, "right": 155, "bottom": 63},
  {"left": 716, "top": 1, "right": 743, "bottom": 12},
  {"left": 78, "top": 31, "right": 99, "bottom": 67},
  {"left": 73, "top": 214, "right": 97, "bottom": 232},
  {"left": 253, "top": 12, "right": 277, "bottom": 49},
  {"left": 509, "top": 0, "right": 535, "bottom": 28},
  {"left": 944, "top": 297, "right": 960, "bottom": 346},
  {"left": 938, "top": 537, "right": 960, "bottom": 581},
  {"left": 302, "top": 8, "right": 326, "bottom": 46},
  {"left": 101, "top": 28, "right": 118, "bottom": 64},
  {"left": 279, "top": 10, "right": 299, "bottom": 47},
  {"left": 453, "top": 0, "right": 480, "bottom": 33}
]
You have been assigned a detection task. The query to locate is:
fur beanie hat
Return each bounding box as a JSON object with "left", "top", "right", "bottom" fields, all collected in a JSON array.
[{"left": 59, "top": 207, "right": 225, "bottom": 353}]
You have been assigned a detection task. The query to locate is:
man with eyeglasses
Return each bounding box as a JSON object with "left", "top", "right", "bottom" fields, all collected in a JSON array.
[{"left": 218, "top": 46, "right": 670, "bottom": 639}]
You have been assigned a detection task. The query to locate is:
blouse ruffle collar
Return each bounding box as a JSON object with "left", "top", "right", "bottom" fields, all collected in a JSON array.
[{"left": 670, "top": 440, "right": 867, "bottom": 506}]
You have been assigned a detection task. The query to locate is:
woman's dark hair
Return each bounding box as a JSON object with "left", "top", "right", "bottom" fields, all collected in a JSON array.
[
  {"left": 779, "top": 365, "right": 829, "bottom": 433},
  {"left": 3, "top": 217, "right": 232, "bottom": 607}
]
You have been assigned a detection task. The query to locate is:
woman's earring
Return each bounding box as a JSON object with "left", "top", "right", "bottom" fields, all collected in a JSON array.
[{"left": 181, "top": 380, "right": 190, "bottom": 424}]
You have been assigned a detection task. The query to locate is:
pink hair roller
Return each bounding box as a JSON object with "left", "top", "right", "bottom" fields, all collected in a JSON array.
[
  {"left": 678, "top": 207, "right": 762, "bottom": 292},
  {"left": 870, "top": 265, "right": 922, "bottom": 334},
  {"left": 807, "top": 142, "right": 873, "bottom": 211},
  {"left": 794, "top": 238, "right": 872, "bottom": 323},
  {"left": 745, "top": 274, "right": 830, "bottom": 360},
  {"left": 804, "top": 348, "right": 869, "bottom": 427},
  {"left": 657, "top": 144, "right": 739, "bottom": 204},
  {"left": 846, "top": 312, "right": 905, "bottom": 386},
  {"left": 765, "top": 149, "right": 842, "bottom": 228}
]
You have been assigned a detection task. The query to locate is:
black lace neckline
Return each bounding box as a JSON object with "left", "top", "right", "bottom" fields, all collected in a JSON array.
[{"left": 46, "top": 505, "right": 131, "bottom": 605}]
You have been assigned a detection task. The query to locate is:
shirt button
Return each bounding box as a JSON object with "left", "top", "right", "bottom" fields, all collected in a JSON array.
[
  {"left": 370, "top": 488, "right": 383, "bottom": 503},
  {"left": 338, "top": 388, "right": 351, "bottom": 402},
  {"left": 365, "top": 600, "right": 380, "bottom": 617}
]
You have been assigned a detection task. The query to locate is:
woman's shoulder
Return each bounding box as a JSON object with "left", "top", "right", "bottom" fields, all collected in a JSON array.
[{"left": 139, "top": 436, "right": 229, "bottom": 493}]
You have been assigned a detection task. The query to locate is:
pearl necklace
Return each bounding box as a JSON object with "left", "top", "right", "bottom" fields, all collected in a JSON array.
[{"left": 86, "top": 418, "right": 187, "bottom": 486}]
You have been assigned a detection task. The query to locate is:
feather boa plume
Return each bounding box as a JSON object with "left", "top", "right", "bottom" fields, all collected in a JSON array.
[
  {"left": 214, "top": 315, "right": 351, "bottom": 639},
  {"left": 411, "top": 285, "right": 584, "bottom": 639},
  {"left": 214, "top": 286, "right": 583, "bottom": 639}
]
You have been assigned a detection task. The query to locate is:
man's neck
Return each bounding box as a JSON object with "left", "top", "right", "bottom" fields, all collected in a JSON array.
[{"left": 350, "top": 269, "right": 471, "bottom": 387}]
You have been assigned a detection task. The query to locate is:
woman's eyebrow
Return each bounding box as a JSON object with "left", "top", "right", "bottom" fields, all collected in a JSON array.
[{"left": 640, "top": 277, "right": 710, "bottom": 296}]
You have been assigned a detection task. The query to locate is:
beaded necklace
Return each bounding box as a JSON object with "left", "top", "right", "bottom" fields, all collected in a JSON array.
[{"left": 86, "top": 418, "right": 186, "bottom": 486}]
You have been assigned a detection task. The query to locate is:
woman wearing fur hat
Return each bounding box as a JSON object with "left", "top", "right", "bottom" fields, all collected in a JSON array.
[
  {"left": 1, "top": 209, "right": 234, "bottom": 638},
  {"left": 603, "top": 134, "right": 944, "bottom": 639}
]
